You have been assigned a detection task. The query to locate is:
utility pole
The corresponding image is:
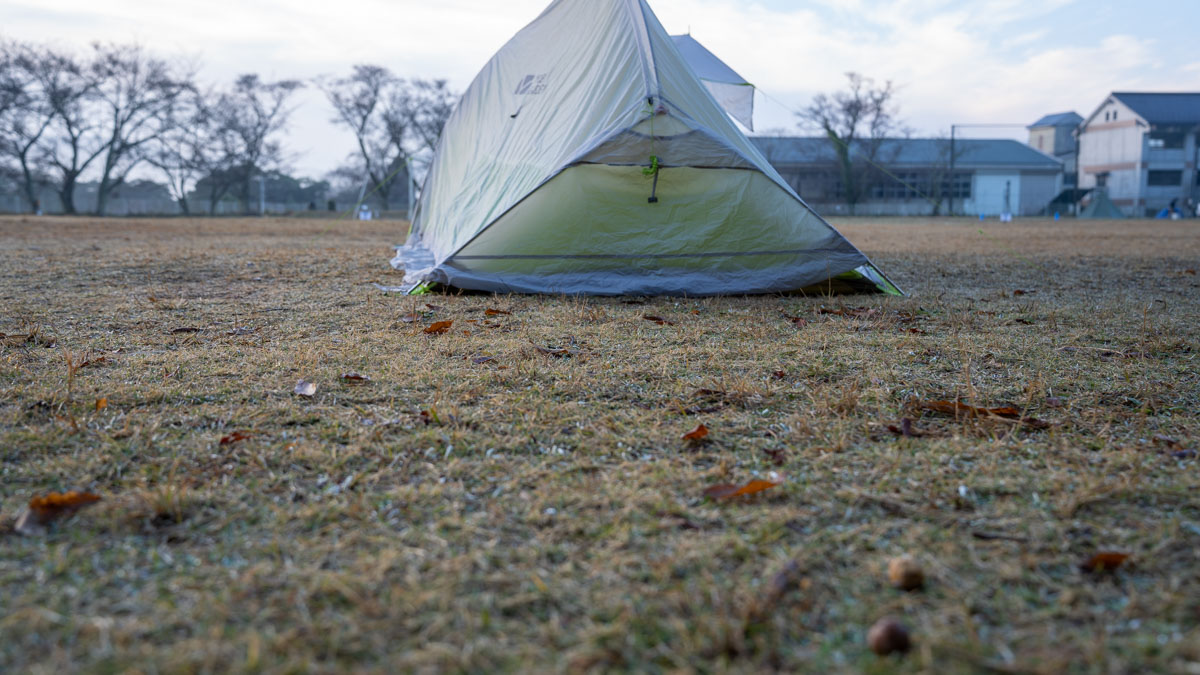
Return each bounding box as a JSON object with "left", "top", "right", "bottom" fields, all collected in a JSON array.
[
  {"left": 948, "top": 122, "right": 1028, "bottom": 216},
  {"left": 253, "top": 175, "right": 266, "bottom": 217}
]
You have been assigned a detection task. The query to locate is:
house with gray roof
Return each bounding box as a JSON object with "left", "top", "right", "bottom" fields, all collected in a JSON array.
[
  {"left": 1077, "top": 92, "right": 1200, "bottom": 215},
  {"left": 1028, "top": 111, "right": 1082, "bottom": 186},
  {"left": 751, "top": 137, "right": 1063, "bottom": 217}
]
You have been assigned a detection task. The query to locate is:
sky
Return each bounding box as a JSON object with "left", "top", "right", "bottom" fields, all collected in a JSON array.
[{"left": 3, "top": 0, "right": 1197, "bottom": 179}]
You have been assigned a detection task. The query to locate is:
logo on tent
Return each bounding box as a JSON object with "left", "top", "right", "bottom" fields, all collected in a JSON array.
[{"left": 514, "top": 74, "right": 548, "bottom": 95}]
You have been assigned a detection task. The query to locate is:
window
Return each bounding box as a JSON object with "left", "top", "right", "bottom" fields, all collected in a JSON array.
[
  {"left": 1148, "top": 170, "right": 1183, "bottom": 186},
  {"left": 1104, "top": 111, "right": 1110, "bottom": 122},
  {"left": 1148, "top": 131, "right": 1186, "bottom": 149},
  {"left": 1112, "top": 110, "right": 1117, "bottom": 121}
]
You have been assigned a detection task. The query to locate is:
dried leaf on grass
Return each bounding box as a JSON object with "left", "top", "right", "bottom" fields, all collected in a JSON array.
[
  {"left": 681, "top": 423, "right": 709, "bottom": 441},
  {"left": 14, "top": 491, "right": 102, "bottom": 536},
  {"left": 95, "top": 397, "right": 108, "bottom": 411},
  {"left": 471, "top": 355, "right": 495, "bottom": 365},
  {"left": 341, "top": 373, "right": 370, "bottom": 383},
  {"left": 484, "top": 308, "right": 511, "bottom": 316},
  {"left": 643, "top": 315, "right": 675, "bottom": 326},
  {"left": 170, "top": 326, "right": 204, "bottom": 334},
  {"left": 919, "top": 400, "right": 1049, "bottom": 429},
  {"left": 886, "top": 418, "right": 924, "bottom": 438},
  {"left": 819, "top": 306, "right": 877, "bottom": 318},
  {"left": 532, "top": 341, "right": 576, "bottom": 358},
  {"left": 781, "top": 312, "right": 808, "bottom": 327},
  {"left": 1153, "top": 435, "right": 1197, "bottom": 459},
  {"left": 704, "top": 473, "right": 784, "bottom": 500},
  {"left": 424, "top": 320, "right": 453, "bottom": 335},
  {"left": 1080, "top": 552, "right": 1130, "bottom": 573},
  {"left": 294, "top": 380, "right": 317, "bottom": 397},
  {"left": 219, "top": 430, "right": 253, "bottom": 445}
]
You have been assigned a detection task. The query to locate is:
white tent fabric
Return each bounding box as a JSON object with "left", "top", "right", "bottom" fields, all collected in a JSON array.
[
  {"left": 392, "top": 0, "right": 898, "bottom": 296},
  {"left": 670, "top": 34, "right": 755, "bottom": 130}
]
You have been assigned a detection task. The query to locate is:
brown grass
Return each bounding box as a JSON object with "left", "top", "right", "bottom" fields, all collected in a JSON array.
[{"left": 1, "top": 214, "right": 1198, "bottom": 673}]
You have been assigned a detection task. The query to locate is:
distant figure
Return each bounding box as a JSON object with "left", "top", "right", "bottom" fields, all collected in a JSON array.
[
  {"left": 327, "top": 199, "right": 336, "bottom": 212},
  {"left": 357, "top": 204, "right": 373, "bottom": 221},
  {"left": 307, "top": 201, "right": 317, "bottom": 211},
  {"left": 1169, "top": 198, "right": 1182, "bottom": 220},
  {"left": 32, "top": 199, "right": 41, "bottom": 216}
]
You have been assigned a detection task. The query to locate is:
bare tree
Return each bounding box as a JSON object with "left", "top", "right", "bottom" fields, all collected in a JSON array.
[
  {"left": 207, "top": 74, "right": 303, "bottom": 214},
  {"left": 147, "top": 88, "right": 217, "bottom": 214},
  {"left": 320, "top": 67, "right": 455, "bottom": 211},
  {"left": 0, "top": 42, "right": 63, "bottom": 212},
  {"left": 35, "top": 47, "right": 104, "bottom": 215},
  {"left": 89, "top": 43, "right": 192, "bottom": 216},
  {"left": 798, "top": 72, "right": 904, "bottom": 214}
]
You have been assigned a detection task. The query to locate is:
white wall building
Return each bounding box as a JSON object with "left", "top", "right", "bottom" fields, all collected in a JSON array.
[{"left": 1078, "top": 92, "right": 1200, "bottom": 216}]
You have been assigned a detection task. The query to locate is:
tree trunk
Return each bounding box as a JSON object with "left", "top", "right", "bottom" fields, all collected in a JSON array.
[
  {"left": 20, "top": 163, "right": 39, "bottom": 214},
  {"left": 178, "top": 196, "right": 191, "bottom": 215},
  {"left": 96, "top": 176, "right": 111, "bottom": 216},
  {"left": 59, "top": 175, "right": 78, "bottom": 215}
]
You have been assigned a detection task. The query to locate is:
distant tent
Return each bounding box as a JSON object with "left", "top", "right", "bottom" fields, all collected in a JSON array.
[
  {"left": 1080, "top": 188, "right": 1126, "bottom": 219},
  {"left": 669, "top": 34, "right": 755, "bottom": 130},
  {"left": 392, "top": 0, "right": 898, "bottom": 296}
]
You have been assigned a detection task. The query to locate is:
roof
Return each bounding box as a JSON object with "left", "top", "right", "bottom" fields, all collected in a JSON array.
[
  {"left": 750, "top": 137, "right": 1063, "bottom": 170},
  {"left": 1111, "top": 92, "right": 1200, "bottom": 126},
  {"left": 1029, "top": 111, "right": 1082, "bottom": 129}
]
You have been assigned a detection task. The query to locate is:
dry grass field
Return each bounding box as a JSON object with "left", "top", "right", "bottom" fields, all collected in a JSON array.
[{"left": 1, "top": 214, "right": 1198, "bottom": 673}]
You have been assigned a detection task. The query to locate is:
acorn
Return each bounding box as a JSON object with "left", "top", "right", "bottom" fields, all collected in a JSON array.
[
  {"left": 887, "top": 555, "right": 925, "bottom": 591},
  {"left": 867, "top": 617, "right": 912, "bottom": 655}
]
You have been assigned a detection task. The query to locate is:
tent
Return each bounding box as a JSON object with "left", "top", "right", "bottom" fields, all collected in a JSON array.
[
  {"left": 1079, "top": 188, "right": 1126, "bottom": 219},
  {"left": 670, "top": 34, "right": 755, "bottom": 130},
  {"left": 392, "top": 0, "right": 899, "bottom": 296}
]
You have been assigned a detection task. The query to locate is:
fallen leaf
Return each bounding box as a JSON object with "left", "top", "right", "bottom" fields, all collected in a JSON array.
[
  {"left": 1184, "top": 269, "right": 1196, "bottom": 276},
  {"left": 424, "top": 320, "right": 453, "bottom": 335},
  {"left": 919, "top": 400, "right": 1048, "bottom": 429},
  {"left": 819, "top": 306, "right": 876, "bottom": 318},
  {"left": 781, "top": 312, "right": 808, "bottom": 327},
  {"left": 484, "top": 308, "right": 511, "bottom": 316},
  {"left": 886, "top": 417, "right": 923, "bottom": 438},
  {"left": 682, "top": 423, "right": 709, "bottom": 441},
  {"left": 170, "top": 326, "right": 203, "bottom": 334},
  {"left": 77, "top": 354, "right": 107, "bottom": 369},
  {"left": 472, "top": 355, "right": 495, "bottom": 364},
  {"left": 1013, "top": 289, "right": 1031, "bottom": 296},
  {"left": 772, "top": 370, "right": 787, "bottom": 379},
  {"left": 341, "top": 373, "right": 370, "bottom": 383},
  {"left": 95, "top": 398, "right": 108, "bottom": 411},
  {"left": 399, "top": 312, "right": 422, "bottom": 323},
  {"left": 425, "top": 303, "right": 442, "bottom": 311},
  {"left": 219, "top": 430, "right": 253, "bottom": 445},
  {"left": 1080, "top": 552, "right": 1130, "bottom": 573},
  {"left": 533, "top": 343, "right": 573, "bottom": 357},
  {"left": 15, "top": 491, "right": 102, "bottom": 536},
  {"left": 703, "top": 475, "right": 783, "bottom": 500},
  {"left": 762, "top": 447, "right": 789, "bottom": 466},
  {"left": 643, "top": 314, "right": 675, "bottom": 326},
  {"left": 294, "top": 380, "right": 317, "bottom": 397}
]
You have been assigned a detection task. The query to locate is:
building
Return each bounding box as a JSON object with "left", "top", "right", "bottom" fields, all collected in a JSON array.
[
  {"left": 751, "top": 137, "right": 1063, "bottom": 216},
  {"left": 1077, "top": 92, "right": 1200, "bottom": 216},
  {"left": 1028, "top": 111, "right": 1083, "bottom": 186}
]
